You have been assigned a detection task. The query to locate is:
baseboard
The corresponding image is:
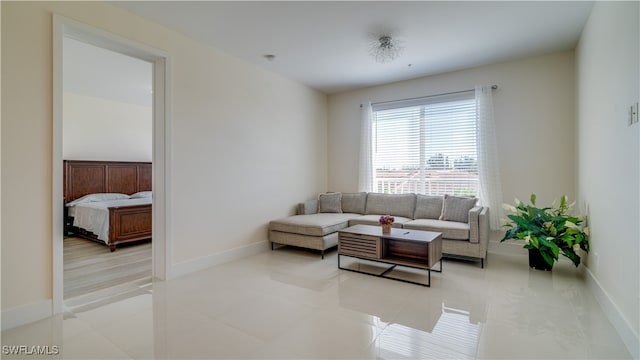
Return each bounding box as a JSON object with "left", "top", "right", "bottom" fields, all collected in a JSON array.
[
  {"left": 170, "top": 240, "right": 270, "bottom": 279},
  {"left": 583, "top": 266, "right": 639, "bottom": 359},
  {"left": 1, "top": 300, "right": 52, "bottom": 331}
]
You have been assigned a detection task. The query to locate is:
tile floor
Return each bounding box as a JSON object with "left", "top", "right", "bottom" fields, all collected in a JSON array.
[{"left": 1, "top": 246, "right": 632, "bottom": 359}]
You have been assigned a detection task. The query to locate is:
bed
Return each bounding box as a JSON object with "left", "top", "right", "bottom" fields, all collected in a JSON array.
[{"left": 64, "top": 160, "right": 153, "bottom": 251}]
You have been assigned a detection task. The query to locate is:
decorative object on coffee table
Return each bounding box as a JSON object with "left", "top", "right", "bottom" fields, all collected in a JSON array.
[
  {"left": 501, "top": 194, "right": 589, "bottom": 270},
  {"left": 379, "top": 214, "right": 394, "bottom": 233}
]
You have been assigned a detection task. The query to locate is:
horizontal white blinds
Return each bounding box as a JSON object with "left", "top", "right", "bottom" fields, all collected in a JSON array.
[{"left": 373, "top": 91, "right": 478, "bottom": 196}]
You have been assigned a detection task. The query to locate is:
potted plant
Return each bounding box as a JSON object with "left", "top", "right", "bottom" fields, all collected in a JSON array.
[
  {"left": 501, "top": 194, "right": 590, "bottom": 270},
  {"left": 379, "top": 215, "right": 395, "bottom": 234}
]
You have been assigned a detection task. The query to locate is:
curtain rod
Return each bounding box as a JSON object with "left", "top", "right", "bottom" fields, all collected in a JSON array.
[{"left": 361, "top": 84, "right": 498, "bottom": 108}]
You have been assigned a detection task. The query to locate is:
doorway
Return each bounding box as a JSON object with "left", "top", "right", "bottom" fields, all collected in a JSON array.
[
  {"left": 52, "top": 15, "right": 170, "bottom": 314},
  {"left": 62, "top": 37, "right": 153, "bottom": 306}
]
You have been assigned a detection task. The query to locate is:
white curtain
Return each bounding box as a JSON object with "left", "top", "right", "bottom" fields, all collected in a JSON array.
[
  {"left": 476, "top": 85, "right": 503, "bottom": 230},
  {"left": 358, "top": 102, "right": 374, "bottom": 192}
]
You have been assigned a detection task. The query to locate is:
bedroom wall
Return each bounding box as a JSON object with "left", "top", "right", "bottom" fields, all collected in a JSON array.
[
  {"left": 1, "top": 1, "right": 327, "bottom": 316},
  {"left": 62, "top": 36, "right": 153, "bottom": 162},
  {"left": 63, "top": 93, "right": 152, "bottom": 161},
  {"left": 327, "top": 51, "right": 576, "bottom": 217},
  {"left": 575, "top": 1, "right": 639, "bottom": 355}
]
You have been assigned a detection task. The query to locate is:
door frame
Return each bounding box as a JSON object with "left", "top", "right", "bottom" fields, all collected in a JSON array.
[{"left": 52, "top": 14, "right": 172, "bottom": 313}]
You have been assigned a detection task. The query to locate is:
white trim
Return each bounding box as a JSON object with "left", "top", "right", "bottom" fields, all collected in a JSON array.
[
  {"left": 1, "top": 300, "right": 52, "bottom": 331},
  {"left": 583, "top": 266, "right": 640, "bottom": 359},
  {"left": 52, "top": 14, "right": 64, "bottom": 315},
  {"left": 171, "top": 241, "right": 269, "bottom": 279},
  {"left": 152, "top": 56, "right": 171, "bottom": 281},
  {"left": 52, "top": 14, "right": 171, "bottom": 312}
]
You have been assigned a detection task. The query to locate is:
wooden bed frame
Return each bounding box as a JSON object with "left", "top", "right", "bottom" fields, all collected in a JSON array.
[{"left": 64, "top": 160, "right": 152, "bottom": 251}]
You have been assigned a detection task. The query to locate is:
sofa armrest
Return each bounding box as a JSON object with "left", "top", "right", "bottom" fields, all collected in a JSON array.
[
  {"left": 468, "top": 206, "right": 489, "bottom": 247},
  {"left": 297, "top": 199, "right": 319, "bottom": 215},
  {"left": 468, "top": 206, "right": 481, "bottom": 244},
  {"left": 478, "top": 207, "right": 490, "bottom": 257}
]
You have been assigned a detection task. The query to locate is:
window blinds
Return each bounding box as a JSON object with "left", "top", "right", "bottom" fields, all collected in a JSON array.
[{"left": 372, "top": 91, "right": 478, "bottom": 196}]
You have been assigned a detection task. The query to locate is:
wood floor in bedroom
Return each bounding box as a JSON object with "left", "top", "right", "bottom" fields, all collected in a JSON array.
[{"left": 63, "top": 237, "right": 152, "bottom": 308}]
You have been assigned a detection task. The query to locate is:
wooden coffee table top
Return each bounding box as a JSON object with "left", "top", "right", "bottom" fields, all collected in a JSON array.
[{"left": 339, "top": 224, "right": 441, "bottom": 243}]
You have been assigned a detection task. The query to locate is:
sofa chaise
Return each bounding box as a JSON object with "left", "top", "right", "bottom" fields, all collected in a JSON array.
[{"left": 269, "top": 192, "right": 490, "bottom": 267}]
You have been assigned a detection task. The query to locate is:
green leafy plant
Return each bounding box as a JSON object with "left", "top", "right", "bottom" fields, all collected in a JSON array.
[{"left": 501, "top": 194, "right": 590, "bottom": 267}]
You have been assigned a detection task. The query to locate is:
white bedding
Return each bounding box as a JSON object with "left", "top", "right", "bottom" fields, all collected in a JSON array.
[{"left": 68, "top": 197, "right": 152, "bottom": 243}]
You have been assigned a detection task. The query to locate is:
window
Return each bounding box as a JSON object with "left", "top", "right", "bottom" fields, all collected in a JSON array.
[{"left": 372, "top": 91, "right": 478, "bottom": 196}]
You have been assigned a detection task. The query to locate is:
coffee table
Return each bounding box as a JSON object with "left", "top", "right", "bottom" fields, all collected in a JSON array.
[{"left": 338, "top": 224, "right": 442, "bottom": 287}]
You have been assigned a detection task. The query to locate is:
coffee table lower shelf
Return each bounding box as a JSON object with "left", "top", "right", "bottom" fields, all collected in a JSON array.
[{"left": 338, "top": 254, "right": 442, "bottom": 287}]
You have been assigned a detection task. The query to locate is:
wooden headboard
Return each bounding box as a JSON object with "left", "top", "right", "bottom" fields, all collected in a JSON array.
[{"left": 63, "top": 160, "right": 152, "bottom": 203}]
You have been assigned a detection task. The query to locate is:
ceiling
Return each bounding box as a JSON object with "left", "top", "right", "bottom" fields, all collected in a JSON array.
[{"left": 112, "top": 1, "right": 594, "bottom": 94}]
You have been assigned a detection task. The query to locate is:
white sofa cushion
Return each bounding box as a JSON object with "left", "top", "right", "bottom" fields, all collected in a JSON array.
[
  {"left": 341, "top": 192, "right": 367, "bottom": 214},
  {"left": 414, "top": 194, "right": 444, "bottom": 219},
  {"left": 404, "top": 219, "right": 470, "bottom": 240},
  {"left": 269, "top": 213, "right": 359, "bottom": 237},
  {"left": 365, "top": 193, "right": 416, "bottom": 219},
  {"left": 348, "top": 215, "right": 412, "bottom": 228}
]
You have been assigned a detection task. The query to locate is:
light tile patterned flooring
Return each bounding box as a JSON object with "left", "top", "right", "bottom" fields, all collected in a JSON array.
[{"left": 1, "top": 246, "right": 632, "bottom": 359}]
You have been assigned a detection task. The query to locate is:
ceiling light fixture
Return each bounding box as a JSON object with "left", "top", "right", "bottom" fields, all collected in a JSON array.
[{"left": 369, "top": 35, "right": 402, "bottom": 63}]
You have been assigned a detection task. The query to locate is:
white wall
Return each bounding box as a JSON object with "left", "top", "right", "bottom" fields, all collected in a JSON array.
[
  {"left": 1, "top": 2, "right": 327, "bottom": 312},
  {"left": 575, "top": 1, "right": 639, "bottom": 355},
  {"left": 63, "top": 93, "right": 152, "bottom": 161},
  {"left": 62, "top": 37, "right": 153, "bottom": 161},
  {"left": 328, "top": 51, "right": 576, "bottom": 211}
]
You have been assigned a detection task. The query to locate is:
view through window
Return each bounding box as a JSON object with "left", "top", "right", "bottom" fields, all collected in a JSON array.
[{"left": 372, "top": 91, "right": 478, "bottom": 196}]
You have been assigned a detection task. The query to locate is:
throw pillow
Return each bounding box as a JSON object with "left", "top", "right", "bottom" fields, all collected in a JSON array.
[
  {"left": 318, "top": 192, "right": 342, "bottom": 213},
  {"left": 130, "top": 191, "right": 152, "bottom": 199},
  {"left": 440, "top": 194, "right": 478, "bottom": 223}
]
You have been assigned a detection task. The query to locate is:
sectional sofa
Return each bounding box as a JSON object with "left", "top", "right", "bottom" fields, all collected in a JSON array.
[{"left": 269, "top": 192, "right": 490, "bottom": 267}]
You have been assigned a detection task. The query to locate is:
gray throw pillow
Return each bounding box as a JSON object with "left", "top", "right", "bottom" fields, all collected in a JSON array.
[
  {"left": 440, "top": 194, "right": 477, "bottom": 223},
  {"left": 318, "top": 192, "right": 342, "bottom": 213}
]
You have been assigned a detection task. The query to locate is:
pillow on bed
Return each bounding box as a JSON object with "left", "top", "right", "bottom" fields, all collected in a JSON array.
[
  {"left": 130, "top": 191, "right": 152, "bottom": 199},
  {"left": 66, "top": 193, "right": 130, "bottom": 206}
]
